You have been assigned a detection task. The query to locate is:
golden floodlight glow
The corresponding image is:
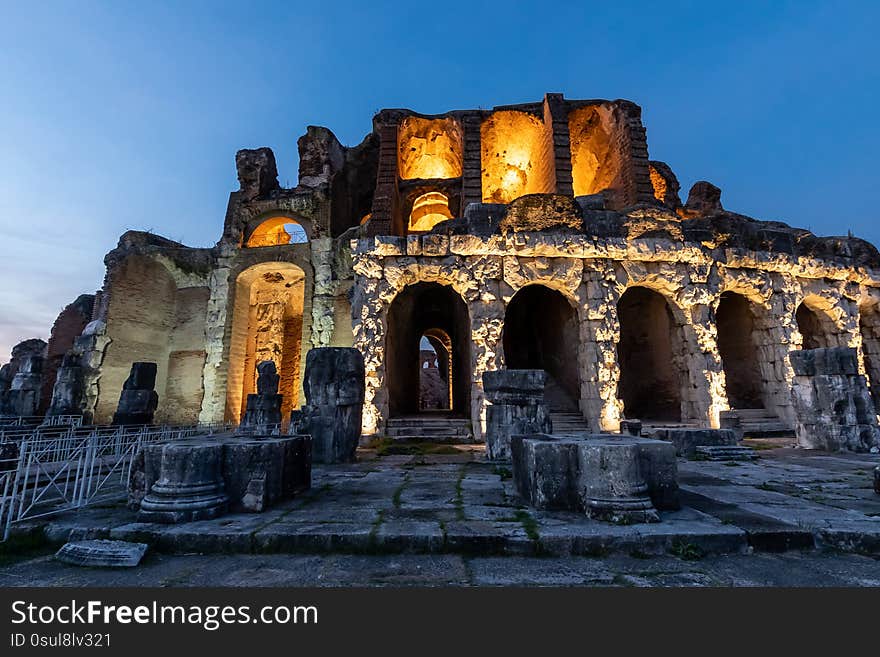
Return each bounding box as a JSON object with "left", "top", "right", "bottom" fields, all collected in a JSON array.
[
  {"left": 480, "top": 110, "right": 550, "bottom": 203},
  {"left": 246, "top": 217, "right": 308, "bottom": 247},
  {"left": 408, "top": 192, "right": 453, "bottom": 232},
  {"left": 398, "top": 116, "right": 463, "bottom": 180},
  {"left": 649, "top": 164, "right": 668, "bottom": 203},
  {"left": 569, "top": 105, "right": 617, "bottom": 197}
]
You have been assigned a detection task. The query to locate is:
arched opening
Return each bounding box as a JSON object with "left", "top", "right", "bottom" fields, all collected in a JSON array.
[
  {"left": 226, "top": 262, "right": 306, "bottom": 423},
  {"left": 796, "top": 301, "right": 838, "bottom": 349},
  {"left": 859, "top": 303, "right": 880, "bottom": 413},
  {"left": 246, "top": 217, "right": 308, "bottom": 247},
  {"left": 386, "top": 283, "right": 470, "bottom": 417},
  {"left": 616, "top": 287, "right": 683, "bottom": 422},
  {"left": 408, "top": 192, "right": 453, "bottom": 233},
  {"left": 716, "top": 292, "right": 763, "bottom": 409},
  {"left": 503, "top": 285, "right": 580, "bottom": 411},
  {"left": 419, "top": 330, "right": 451, "bottom": 410}
]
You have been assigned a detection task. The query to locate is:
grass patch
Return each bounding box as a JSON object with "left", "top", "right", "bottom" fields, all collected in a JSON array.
[
  {"left": 756, "top": 482, "right": 776, "bottom": 492},
  {"left": 492, "top": 466, "right": 512, "bottom": 481},
  {"left": 366, "top": 437, "right": 461, "bottom": 457},
  {"left": 514, "top": 509, "right": 539, "bottom": 541},
  {"left": 669, "top": 539, "right": 704, "bottom": 561}
]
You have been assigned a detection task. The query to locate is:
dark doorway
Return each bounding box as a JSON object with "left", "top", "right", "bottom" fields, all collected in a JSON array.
[
  {"left": 503, "top": 285, "right": 580, "bottom": 410},
  {"left": 387, "top": 283, "right": 470, "bottom": 416},
  {"left": 616, "top": 286, "right": 682, "bottom": 421},
  {"left": 716, "top": 292, "right": 763, "bottom": 409}
]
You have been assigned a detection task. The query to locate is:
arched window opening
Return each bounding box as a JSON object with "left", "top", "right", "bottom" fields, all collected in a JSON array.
[
  {"left": 246, "top": 217, "right": 308, "bottom": 247},
  {"left": 796, "top": 301, "right": 838, "bottom": 350},
  {"left": 408, "top": 192, "right": 453, "bottom": 233}
]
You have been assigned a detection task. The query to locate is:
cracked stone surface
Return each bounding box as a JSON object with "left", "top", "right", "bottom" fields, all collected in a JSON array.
[{"left": 2, "top": 441, "right": 878, "bottom": 587}]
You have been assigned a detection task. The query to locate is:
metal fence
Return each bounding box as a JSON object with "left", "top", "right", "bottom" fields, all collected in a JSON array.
[{"left": 0, "top": 422, "right": 232, "bottom": 541}]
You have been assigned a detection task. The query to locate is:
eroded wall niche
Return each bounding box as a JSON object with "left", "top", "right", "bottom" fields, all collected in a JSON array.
[
  {"left": 97, "top": 256, "right": 208, "bottom": 424},
  {"left": 716, "top": 292, "right": 764, "bottom": 409},
  {"left": 796, "top": 299, "right": 841, "bottom": 349},
  {"left": 502, "top": 285, "right": 580, "bottom": 411},
  {"left": 480, "top": 110, "right": 554, "bottom": 203},
  {"left": 386, "top": 283, "right": 470, "bottom": 416},
  {"left": 616, "top": 286, "right": 685, "bottom": 422},
  {"left": 397, "top": 116, "right": 463, "bottom": 180},
  {"left": 568, "top": 105, "right": 619, "bottom": 197},
  {"left": 225, "top": 262, "right": 306, "bottom": 423},
  {"left": 246, "top": 217, "right": 308, "bottom": 248}
]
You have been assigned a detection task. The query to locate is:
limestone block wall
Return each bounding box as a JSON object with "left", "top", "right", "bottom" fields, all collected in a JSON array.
[{"left": 352, "top": 232, "right": 880, "bottom": 440}]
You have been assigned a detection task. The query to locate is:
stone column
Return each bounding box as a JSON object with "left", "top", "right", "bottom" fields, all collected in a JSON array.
[
  {"left": 790, "top": 347, "right": 880, "bottom": 452},
  {"left": 44, "top": 352, "right": 86, "bottom": 420},
  {"left": 239, "top": 361, "right": 283, "bottom": 433},
  {"left": 7, "top": 355, "right": 44, "bottom": 417},
  {"left": 582, "top": 261, "right": 623, "bottom": 431},
  {"left": 112, "top": 362, "right": 159, "bottom": 426},
  {"left": 294, "top": 347, "right": 365, "bottom": 463},
  {"left": 482, "top": 369, "right": 552, "bottom": 461}
]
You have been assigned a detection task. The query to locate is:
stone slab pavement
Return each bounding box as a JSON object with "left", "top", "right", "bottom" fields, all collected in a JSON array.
[{"left": 2, "top": 442, "right": 879, "bottom": 584}]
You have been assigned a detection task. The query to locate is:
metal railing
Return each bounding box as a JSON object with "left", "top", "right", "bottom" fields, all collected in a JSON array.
[{"left": 0, "top": 422, "right": 233, "bottom": 541}]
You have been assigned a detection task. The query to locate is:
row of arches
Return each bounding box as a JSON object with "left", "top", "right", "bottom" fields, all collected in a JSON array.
[{"left": 388, "top": 281, "right": 880, "bottom": 425}]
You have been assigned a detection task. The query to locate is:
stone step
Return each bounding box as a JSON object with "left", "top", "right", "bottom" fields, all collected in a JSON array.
[
  {"left": 695, "top": 445, "right": 758, "bottom": 461},
  {"left": 386, "top": 434, "right": 475, "bottom": 444},
  {"left": 386, "top": 426, "right": 472, "bottom": 437}
]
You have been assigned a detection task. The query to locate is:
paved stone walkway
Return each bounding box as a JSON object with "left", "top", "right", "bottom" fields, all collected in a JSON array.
[
  {"left": 2, "top": 551, "right": 879, "bottom": 587},
  {"left": 2, "top": 441, "right": 879, "bottom": 587}
]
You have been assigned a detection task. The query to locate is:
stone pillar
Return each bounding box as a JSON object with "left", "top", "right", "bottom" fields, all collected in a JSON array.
[
  {"left": 294, "top": 347, "right": 365, "bottom": 463},
  {"left": 7, "top": 355, "right": 44, "bottom": 417},
  {"left": 112, "top": 362, "right": 159, "bottom": 426},
  {"left": 138, "top": 441, "right": 229, "bottom": 523},
  {"left": 789, "top": 347, "right": 880, "bottom": 452},
  {"left": 482, "top": 369, "right": 552, "bottom": 461},
  {"left": 239, "top": 361, "right": 283, "bottom": 432},
  {"left": 44, "top": 352, "right": 86, "bottom": 420}
]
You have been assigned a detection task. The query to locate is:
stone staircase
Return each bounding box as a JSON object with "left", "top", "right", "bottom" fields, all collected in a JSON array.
[
  {"left": 544, "top": 375, "right": 591, "bottom": 434},
  {"left": 720, "top": 408, "right": 795, "bottom": 439},
  {"left": 385, "top": 415, "right": 473, "bottom": 443}
]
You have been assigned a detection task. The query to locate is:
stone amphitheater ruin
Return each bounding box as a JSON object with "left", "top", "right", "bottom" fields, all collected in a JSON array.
[{"left": 3, "top": 92, "right": 880, "bottom": 455}]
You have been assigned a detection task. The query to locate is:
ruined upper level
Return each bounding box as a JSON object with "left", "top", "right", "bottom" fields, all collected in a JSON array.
[{"left": 215, "top": 92, "right": 879, "bottom": 270}]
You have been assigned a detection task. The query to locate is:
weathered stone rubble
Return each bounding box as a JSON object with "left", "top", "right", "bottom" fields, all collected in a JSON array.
[
  {"left": 112, "top": 362, "right": 159, "bottom": 426},
  {"left": 239, "top": 360, "right": 283, "bottom": 432},
  {"left": 790, "top": 347, "right": 880, "bottom": 452},
  {"left": 510, "top": 433, "right": 678, "bottom": 523},
  {"left": 292, "top": 347, "right": 365, "bottom": 463},
  {"left": 131, "top": 433, "right": 312, "bottom": 519},
  {"left": 483, "top": 369, "right": 552, "bottom": 460}
]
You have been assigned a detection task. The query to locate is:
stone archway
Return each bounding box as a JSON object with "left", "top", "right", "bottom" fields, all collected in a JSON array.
[
  {"left": 716, "top": 291, "right": 764, "bottom": 409},
  {"left": 502, "top": 285, "right": 580, "bottom": 411},
  {"left": 859, "top": 303, "right": 880, "bottom": 413},
  {"left": 225, "top": 262, "right": 306, "bottom": 424},
  {"left": 386, "top": 283, "right": 471, "bottom": 417},
  {"left": 796, "top": 300, "right": 839, "bottom": 349},
  {"left": 616, "top": 286, "right": 684, "bottom": 422}
]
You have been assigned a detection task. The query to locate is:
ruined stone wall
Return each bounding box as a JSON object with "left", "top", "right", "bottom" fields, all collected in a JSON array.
[
  {"left": 39, "top": 294, "right": 94, "bottom": 414},
  {"left": 352, "top": 232, "right": 878, "bottom": 439}
]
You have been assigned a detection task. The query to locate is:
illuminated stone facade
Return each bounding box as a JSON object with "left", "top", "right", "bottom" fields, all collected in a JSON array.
[{"left": 6, "top": 93, "right": 880, "bottom": 451}]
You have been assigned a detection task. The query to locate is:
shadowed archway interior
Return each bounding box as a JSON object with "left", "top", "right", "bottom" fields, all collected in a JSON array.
[
  {"left": 716, "top": 291, "right": 764, "bottom": 409},
  {"left": 386, "top": 283, "right": 470, "bottom": 416},
  {"left": 503, "top": 285, "right": 580, "bottom": 410},
  {"left": 616, "top": 286, "right": 683, "bottom": 422}
]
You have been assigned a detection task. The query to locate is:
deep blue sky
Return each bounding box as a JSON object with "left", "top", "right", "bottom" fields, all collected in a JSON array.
[{"left": 1, "top": 1, "right": 878, "bottom": 359}]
